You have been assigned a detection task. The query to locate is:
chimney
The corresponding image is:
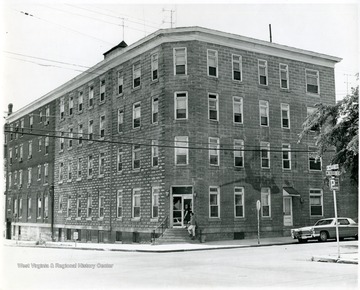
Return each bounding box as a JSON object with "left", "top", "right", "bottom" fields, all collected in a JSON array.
[
  {"left": 103, "top": 41, "right": 128, "bottom": 59},
  {"left": 8, "top": 103, "right": 13, "bottom": 116}
]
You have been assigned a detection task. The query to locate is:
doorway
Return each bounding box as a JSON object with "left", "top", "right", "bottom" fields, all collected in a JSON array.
[
  {"left": 171, "top": 186, "right": 193, "bottom": 228},
  {"left": 283, "top": 197, "right": 293, "bottom": 226}
]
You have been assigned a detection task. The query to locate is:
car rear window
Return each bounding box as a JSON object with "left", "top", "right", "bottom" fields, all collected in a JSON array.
[{"left": 315, "top": 219, "right": 333, "bottom": 226}]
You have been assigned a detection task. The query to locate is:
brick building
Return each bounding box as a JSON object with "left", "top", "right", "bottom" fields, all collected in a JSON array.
[{"left": 4, "top": 27, "right": 358, "bottom": 243}]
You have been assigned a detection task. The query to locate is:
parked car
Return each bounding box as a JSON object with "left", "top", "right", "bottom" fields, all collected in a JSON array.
[{"left": 291, "top": 217, "right": 358, "bottom": 243}]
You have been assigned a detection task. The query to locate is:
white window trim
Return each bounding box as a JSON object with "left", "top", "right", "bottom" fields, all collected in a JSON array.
[
  {"left": 99, "top": 114, "right": 106, "bottom": 140},
  {"left": 208, "top": 93, "right": 219, "bottom": 121},
  {"left": 98, "top": 195, "right": 105, "bottom": 218},
  {"left": 117, "top": 190, "right": 123, "bottom": 218},
  {"left": 260, "top": 141, "right": 270, "bottom": 169},
  {"left": 209, "top": 186, "right": 220, "bottom": 218},
  {"left": 207, "top": 49, "right": 218, "bottom": 78},
  {"left": 117, "top": 148, "right": 123, "bottom": 173},
  {"left": 259, "top": 100, "right": 269, "bottom": 127},
  {"left": 232, "top": 54, "right": 242, "bottom": 82},
  {"left": 261, "top": 188, "right": 271, "bottom": 218},
  {"left": 233, "top": 96, "right": 243, "bottom": 124},
  {"left": 118, "top": 109, "right": 124, "bottom": 133},
  {"left": 173, "top": 47, "right": 187, "bottom": 76},
  {"left": 209, "top": 137, "right": 220, "bottom": 166},
  {"left": 305, "top": 69, "right": 320, "bottom": 95},
  {"left": 88, "top": 85, "right": 94, "bottom": 107},
  {"left": 133, "top": 62, "right": 141, "bottom": 89},
  {"left": 87, "top": 195, "right": 92, "bottom": 218},
  {"left": 152, "top": 187, "right": 160, "bottom": 219},
  {"left": 98, "top": 152, "right": 105, "bottom": 177},
  {"left": 258, "top": 59, "right": 268, "bottom": 86},
  {"left": 308, "top": 146, "right": 322, "bottom": 171},
  {"left": 281, "top": 103, "right": 290, "bottom": 129},
  {"left": 100, "top": 79, "right": 106, "bottom": 102},
  {"left": 132, "top": 144, "right": 141, "bottom": 170},
  {"left": 282, "top": 143, "right": 291, "bottom": 170},
  {"left": 117, "top": 72, "right": 123, "bottom": 96},
  {"left": 152, "top": 97, "right": 159, "bottom": 124},
  {"left": 175, "top": 136, "right": 189, "bottom": 165},
  {"left": 151, "top": 53, "right": 159, "bottom": 81},
  {"left": 279, "top": 63, "right": 289, "bottom": 89},
  {"left": 234, "top": 187, "right": 245, "bottom": 218},
  {"left": 234, "top": 139, "right": 244, "bottom": 168},
  {"left": 87, "top": 155, "right": 93, "bottom": 178},
  {"left": 151, "top": 140, "right": 159, "bottom": 167},
  {"left": 174, "top": 92, "right": 188, "bottom": 120},
  {"left": 309, "top": 189, "right": 323, "bottom": 217},
  {"left": 132, "top": 188, "right": 141, "bottom": 219},
  {"left": 133, "top": 102, "right": 141, "bottom": 129}
]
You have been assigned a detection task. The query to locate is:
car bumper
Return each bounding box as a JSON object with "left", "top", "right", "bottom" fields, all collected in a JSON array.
[{"left": 291, "top": 231, "right": 319, "bottom": 240}]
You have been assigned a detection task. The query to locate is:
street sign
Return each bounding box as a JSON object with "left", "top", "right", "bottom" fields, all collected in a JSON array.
[
  {"left": 73, "top": 232, "right": 78, "bottom": 240},
  {"left": 256, "top": 200, "right": 261, "bottom": 211},
  {"left": 327, "top": 164, "right": 339, "bottom": 170},
  {"left": 329, "top": 177, "right": 340, "bottom": 191},
  {"left": 326, "top": 170, "right": 341, "bottom": 176}
]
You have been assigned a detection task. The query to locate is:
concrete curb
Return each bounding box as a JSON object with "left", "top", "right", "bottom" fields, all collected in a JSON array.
[{"left": 311, "top": 256, "right": 358, "bottom": 265}]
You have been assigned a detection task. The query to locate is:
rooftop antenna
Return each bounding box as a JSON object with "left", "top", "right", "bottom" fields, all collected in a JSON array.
[
  {"left": 120, "top": 17, "right": 125, "bottom": 40},
  {"left": 162, "top": 8, "right": 175, "bottom": 28},
  {"left": 269, "top": 24, "right": 272, "bottom": 43}
]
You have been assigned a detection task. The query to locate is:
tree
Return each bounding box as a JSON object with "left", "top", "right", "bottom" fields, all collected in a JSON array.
[{"left": 299, "top": 85, "right": 358, "bottom": 184}]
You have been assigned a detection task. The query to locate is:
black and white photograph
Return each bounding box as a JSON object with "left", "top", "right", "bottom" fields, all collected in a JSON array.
[{"left": 1, "top": 0, "right": 358, "bottom": 289}]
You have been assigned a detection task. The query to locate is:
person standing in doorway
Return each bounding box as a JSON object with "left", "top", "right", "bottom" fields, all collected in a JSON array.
[
  {"left": 187, "top": 212, "right": 196, "bottom": 239},
  {"left": 183, "top": 204, "right": 191, "bottom": 228}
]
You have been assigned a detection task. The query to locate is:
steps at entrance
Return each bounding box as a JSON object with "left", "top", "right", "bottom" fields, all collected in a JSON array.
[{"left": 157, "top": 228, "right": 197, "bottom": 244}]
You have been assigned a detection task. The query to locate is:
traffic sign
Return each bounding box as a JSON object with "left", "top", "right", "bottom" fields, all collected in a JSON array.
[
  {"left": 256, "top": 200, "right": 261, "bottom": 211},
  {"left": 329, "top": 177, "right": 340, "bottom": 191},
  {"left": 326, "top": 170, "right": 341, "bottom": 176},
  {"left": 327, "top": 164, "right": 339, "bottom": 170}
]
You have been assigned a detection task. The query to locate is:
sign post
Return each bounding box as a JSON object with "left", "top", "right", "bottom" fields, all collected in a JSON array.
[
  {"left": 256, "top": 200, "right": 261, "bottom": 245},
  {"left": 328, "top": 164, "right": 340, "bottom": 259}
]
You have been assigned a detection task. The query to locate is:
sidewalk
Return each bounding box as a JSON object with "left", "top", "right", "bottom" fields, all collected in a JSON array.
[{"left": 3, "top": 237, "right": 358, "bottom": 264}]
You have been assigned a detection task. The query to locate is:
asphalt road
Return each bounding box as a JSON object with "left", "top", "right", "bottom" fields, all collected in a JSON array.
[{"left": 1, "top": 240, "right": 358, "bottom": 290}]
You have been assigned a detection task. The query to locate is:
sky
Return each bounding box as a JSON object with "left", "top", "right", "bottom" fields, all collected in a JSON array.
[{"left": 1, "top": 0, "right": 359, "bottom": 115}]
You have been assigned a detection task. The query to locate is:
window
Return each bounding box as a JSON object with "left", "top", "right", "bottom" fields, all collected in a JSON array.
[
  {"left": 209, "top": 187, "right": 220, "bottom": 218},
  {"left": 175, "top": 92, "right": 188, "bottom": 120},
  {"left": 15, "top": 146, "right": 18, "bottom": 159},
  {"left": 209, "top": 137, "right": 220, "bottom": 166},
  {"left": 117, "top": 72, "right": 123, "bottom": 95},
  {"left": 133, "top": 62, "right": 141, "bottom": 88},
  {"left": 28, "top": 197, "right": 32, "bottom": 218},
  {"left": 29, "top": 115, "right": 33, "bottom": 131},
  {"left": 67, "top": 159, "right": 72, "bottom": 181},
  {"left": 38, "top": 138, "right": 42, "bottom": 152},
  {"left": 207, "top": 49, "right": 218, "bottom": 77},
  {"left": 77, "top": 157, "right": 82, "bottom": 180},
  {"left": 258, "top": 60, "right": 268, "bottom": 85},
  {"left": 9, "top": 148, "right": 13, "bottom": 165},
  {"left": 174, "top": 47, "right": 187, "bottom": 75},
  {"left": 132, "top": 144, "right": 141, "bottom": 169},
  {"left": 78, "top": 124, "right": 83, "bottom": 145},
  {"left": 117, "top": 109, "right": 124, "bottom": 133},
  {"left": 282, "top": 144, "right": 291, "bottom": 170},
  {"left": 88, "top": 155, "right": 93, "bottom": 178},
  {"left": 44, "top": 195, "right": 48, "bottom": 218},
  {"left": 77, "top": 196, "right": 81, "bottom": 218},
  {"left": 59, "top": 162, "right": 63, "bottom": 182},
  {"left": 175, "top": 136, "right": 188, "bottom": 165},
  {"left": 281, "top": 103, "right": 290, "bottom": 129},
  {"left": 117, "top": 190, "right": 123, "bottom": 218},
  {"left": 152, "top": 140, "right": 159, "bottom": 167},
  {"left": 233, "top": 97, "right": 243, "bottom": 124},
  {"left": 232, "top": 54, "right": 242, "bottom": 81},
  {"left": 67, "top": 195, "right": 71, "bottom": 217},
  {"left": 260, "top": 142, "right": 270, "bottom": 169},
  {"left": 89, "top": 86, "right": 94, "bottom": 107},
  {"left": 44, "top": 163, "right": 48, "bottom": 183},
  {"left": 60, "top": 130, "right": 64, "bottom": 151},
  {"left": 99, "top": 152, "right": 105, "bottom": 176},
  {"left": 99, "top": 115, "right": 105, "bottom": 139},
  {"left": 100, "top": 79, "right": 106, "bottom": 102},
  {"left": 261, "top": 188, "right": 271, "bottom": 217},
  {"left": 19, "top": 144, "right": 23, "bottom": 161},
  {"left": 14, "top": 171, "right": 17, "bottom": 186},
  {"left": 39, "top": 110, "right": 43, "bottom": 123},
  {"left": 99, "top": 195, "right": 105, "bottom": 218},
  {"left": 151, "top": 53, "right": 158, "bottom": 81},
  {"left": 37, "top": 197, "right": 42, "bottom": 218},
  {"left": 133, "top": 103, "right": 141, "bottom": 128},
  {"left": 14, "top": 199, "right": 18, "bottom": 217},
  {"left": 152, "top": 187, "right": 160, "bottom": 218},
  {"left": 27, "top": 168, "right": 32, "bottom": 185},
  {"left": 309, "top": 146, "right": 322, "bottom": 171},
  {"left": 306, "top": 69, "right": 319, "bottom": 94},
  {"left": 37, "top": 165, "right": 41, "bottom": 181},
  {"left": 69, "top": 96, "right": 74, "bottom": 116},
  {"left": 234, "top": 139, "right": 244, "bottom": 168},
  {"left": 307, "top": 107, "right": 320, "bottom": 131},
  {"left": 88, "top": 120, "right": 93, "bottom": 141},
  {"left": 8, "top": 172, "right": 12, "bottom": 187},
  {"left": 259, "top": 100, "right": 269, "bottom": 126},
  {"left": 78, "top": 91, "right": 83, "bottom": 112},
  {"left": 9, "top": 124, "right": 13, "bottom": 140},
  {"left": 279, "top": 64, "right": 289, "bottom": 89},
  {"left": 19, "top": 170, "right": 23, "bottom": 187},
  {"left": 132, "top": 189, "right": 141, "bottom": 218},
  {"left": 117, "top": 148, "right": 123, "bottom": 172},
  {"left": 59, "top": 195, "right": 63, "bottom": 211},
  {"left": 208, "top": 93, "right": 219, "bottom": 121},
  {"left": 20, "top": 119, "right": 24, "bottom": 136},
  {"left": 68, "top": 127, "right": 73, "bottom": 149},
  {"left": 28, "top": 141, "right": 32, "bottom": 158},
  {"left": 45, "top": 136, "right": 49, "bottom": 154},
  {"left": 152, "top": 97, "right": 159, "bottom": 124},
  {"left": 234, "top": 187, "right": 244, "bottom": 218},
  {"left": 87, "top": 194, "right": 92, "bottom": 217},
  {"left": 19, "top": 198, "right": 22, "bottom": 218},
  {"left": 310, "top": 189, "right": 323, "bottom": 216},
  {"left": 45, "top": 107, "right": 50, "bottom": 124}
]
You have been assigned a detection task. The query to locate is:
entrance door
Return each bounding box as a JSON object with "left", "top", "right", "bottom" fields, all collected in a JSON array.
[
  {"left": 172, "top": 192, "right": 193, "bottom": 228},
  {"left": 283, "top": 197, "right": 293, "bottom": 226}
]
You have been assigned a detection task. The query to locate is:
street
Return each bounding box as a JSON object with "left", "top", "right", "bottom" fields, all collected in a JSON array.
[{"left": 1, "top": 240, "right": 358, "bottom": 289}]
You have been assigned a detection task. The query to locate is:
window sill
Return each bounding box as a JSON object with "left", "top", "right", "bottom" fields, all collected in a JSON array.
[
  {"left": 98, "top": 217, "right": 104, "bottom": 221},
  {"left": 306, "top": 92, "right": 320, "bottom": 97},
  {"left": 132, "top": 86, "right": 141, "bottom": 92},
  {"left": 257, "top": 84, "right": 269, "bottom": 89},
  {"left": 261, "top": 217, "right": 272, "bottom": 220},
  {"left": 260, "top": 125, "right": 269, "bottom": 128},
  {"left": 98, "top": 175, "right": 104, "bottom": 179},
  {"left": 232, "top": 79, "right": 243, "bottom": 84},
  {"left": 116, "top": 217, "right": 123, "bottom": 222},
  {"left": 75, "top": 217, "right": 81, "bottom": 221},
  {"left": 279, "top": 88, "right": 290, "bottom": 92},
  {"left": 207, "top": 75, "right": 218, "bottom": 79},
  {"left": 131, "top": 217, "right": 141, "bottom": 222},
  {"left": 57, "top": 210, "right": 63, "bottom": 213},
  {"left": 87, "top": 176, "right": 93, "bottom": 180},
  {"left": 58, "top": 181, "right": 63, "bottom": 185},
  {"left": 117, "top": 93, "right": 124, "bottom": 98},
  {"left": 67, "top": 180, "right": 72, "bottom": 183},
  {"left": 150, "top": 218, "right": 159, "bottom": 222},
  {"left": 281, "top": 127, "right": 290, "bottom": 130},
  {"left": 68, "top": 147, "right": 73, "bottom": 151},
  {"left": 86, "top": 217, "right": 92, "bottom": 221},
  {"left": 78, "top": 110, "right": 83, "bottom": 115},
  {"left": 99, "top": 101, "right": 106, "bottom": 106},
  {"left": 208, "top": 218, "right": 221, "bottom": 221},
  {"left": 66, "top": 217, "right": 72, "bottom": 221},
  {"left": 234, "top": 217, "right": 246, "bottom": 220},
  {"left": 132, "top": 168, "right": 141, "bottom": 172},
  {"left": 151, "top": 79, "right": 159, "bottom": 85}
]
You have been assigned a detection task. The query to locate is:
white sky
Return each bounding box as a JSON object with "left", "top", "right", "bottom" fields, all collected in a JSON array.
[{"left": 1, "top": 0, "right": 359, "bottom": 114}]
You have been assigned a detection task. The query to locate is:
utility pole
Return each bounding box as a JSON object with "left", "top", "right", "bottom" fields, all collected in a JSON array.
[{"left": 162, "top": 8, "right": 175, "bottom": 28}]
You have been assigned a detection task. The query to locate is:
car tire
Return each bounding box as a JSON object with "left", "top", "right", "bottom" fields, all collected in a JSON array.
[
  {"left": 298, "top": 238, "right": 307, "bottom": 243},
  {"left": 319, "top": 231, "right": 328, "bottom": 242}
]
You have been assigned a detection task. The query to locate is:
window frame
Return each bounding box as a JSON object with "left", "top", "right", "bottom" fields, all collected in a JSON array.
[
  {"left": 100, "top": 79, "right": 106, "bottom": 102},
  {"left": 98, "top": 195, "right": 105, "bottom": 218},
  {"left": 133, "top": 61, "right": 141, "bottom": 89},
  {"left": 261, "top": 187, "right": 271, "bottom": 218},
  {"left": 87, "top": 155, "right": 93, "bottom": 178},
  {"left": 117, "top": 190, "right": 123, "bottom": 218},
  {"left": 117, "top": 147, "right": 123, "bottom": 172},
  {"left": 174, "top": 92, "right": 188, "bottom": 120},
  {"left": 133, "top": 102, "right": 141, "bottom": 129},
  {"left": 175, "top": 136, "right": 188, "bottom": 165},
  {"left": 117, "top": 72, "right": 123, "bottom": 96},
  {"left": 87, "top": 194, "right": 92, "bottom": 218},
  {"left": 282, "top": 143, "right": 291, "bottom": 170},
  {"left": 98, "top": 151, "right": 105, "bottom": 177},
  {"left": 208, "top": 93, "right": 219, "bottom": 121},
  {"left": 310, "top": 189, "right": 323, "bottom": 216},
  {"left": 260, "top": 141, "right": 270, "bottom": 169},
  {"left": 69, "top": 96, "right": 74, "bottom": 116},
  {"left": 305, "top": 69, "right": 320, "bottom": 95},
  {"left": 209, "top": 137, "right": 220, "bottom": 166},
  {"left": 78, "top": 91, "right": 83, "bottom": 112},
  {"left": 207, "top": 49, "right": 218, "bottom": 77},
  {"left": 132, "top": 188, "right": 141, "bottom": 218},
  {"left": 258, "top": 59, "right": 268, "bottom": 86},
  {"left": 88, "top": 85, "right": 94, "bottom": 108},
  {"left": 173, "top": 47, "right": 187, "bottom": 75},
  {"left": 234, "top": 139, "right": 244, "bottom": 168},
  {"left": 234, "top": 187, "right": 245, "bottom": 218},
  {"left": 281, "top": 103, "right": 290, "bottom": 129},
  {"left": 99, "top": 115, "right": 106, "bottom": 139},
  {"left": 77, "top": 157, "right": 82, "bottom": 180},
  {"left": 233, "top": 96, "right": 243, "bottom": 124},
  {"left": 232, "top": 54, "right": 242, "bottom": 82},
  {"left": 279, "top": 63, "right": 289, "bottom": 89},
  {"left": 151, "top": 53, "right": 159, "bottom": 81},
  {"left": 152, "top": 97, "right": 159, "bottom": 124},
  {"left": 209, "top": 186, "right": 220, "bottom": 218},
  {"left": 309, "top": 146, "right": 322, "bottom": 171},
  {"left": 132, "top": 144, "right": 141, "bottom": 170},
  {"left": 259, "top": 100, "right": 269, "bottom": 127},
  {"left": 151, "top": 140, "right": 159, "bottom": 167},
  {"left": 117, "top": 109, "right": 124, "bottom": 133},
  {"left": 152, "top": 187, "right": 160, "bottom": 219}
]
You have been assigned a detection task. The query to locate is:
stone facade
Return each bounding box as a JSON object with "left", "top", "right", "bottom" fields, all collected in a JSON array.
[{"left": 4, "top": 27, "right": 357, "bottom": 243}]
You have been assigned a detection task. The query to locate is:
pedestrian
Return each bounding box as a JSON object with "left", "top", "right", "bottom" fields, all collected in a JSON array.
[
  {"left": 187, "top": 212, "right": 196, "bottom": 239},
  {"left": 183, "top": 204, "right": 191, "bottom": 227}
]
